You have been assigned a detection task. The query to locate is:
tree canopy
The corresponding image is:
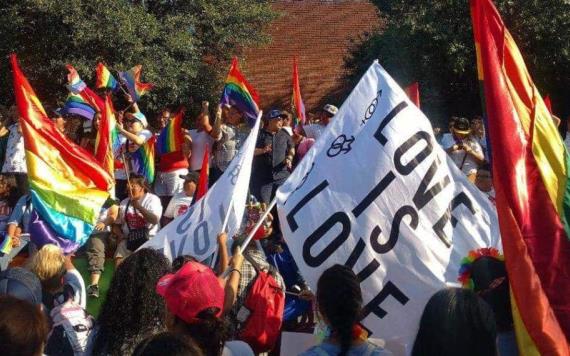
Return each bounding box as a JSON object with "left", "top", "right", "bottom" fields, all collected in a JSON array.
[
  {"left": 0, "top": 0, "right": 275, "bottom": 120},
  {"left": 347, "top": 0, "right": 570, "bottom": 126}
]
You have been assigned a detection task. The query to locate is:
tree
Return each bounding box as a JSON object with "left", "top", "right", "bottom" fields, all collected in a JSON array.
[
  {"left": 0, "top": 0, "right": 275, "bottom": 120},
  {"left": 347, "top": 0, "right": 570, "bottom": 126}
]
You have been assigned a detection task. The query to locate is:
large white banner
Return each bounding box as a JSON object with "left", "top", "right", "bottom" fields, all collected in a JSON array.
[
  {"left": 141, "top": 117, "right": 261, "bottom": 261},
  {"left": 276, "top": 61, "right": 500, "bottom": 352}
]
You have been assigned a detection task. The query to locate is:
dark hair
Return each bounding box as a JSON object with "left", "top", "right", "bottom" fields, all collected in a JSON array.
[
  {"left": 317, "top": 264, "right": 362, "bottom": 356},
  {"left": 412, "top": 288, "right": 497, "bottom": 356},
  {"left": 129, "top": 174, "right": 151, "bottom": 193},
  {"left": 0, "top": 295, "right": 49, "bottom": 356},
  {"left": 470, "top": 257, "right": 513, "bottom": 332},
  {"left": 478, "top": 162, "right": 491, "bottom": 173},
  {"left": 0, "top": 174, "right": 19, "bottom": 207},
  {"left": 170, "top": 308, "right": 229, "bottom": 356},
  {"left": 92, "top": 249, "right": 171, "bottom": 356},
  {"left": 172, "top": 255, "right": 198, "bottom": 272},
  {"left": 133, "top": 332, "right": 203, "bottom": 356}
]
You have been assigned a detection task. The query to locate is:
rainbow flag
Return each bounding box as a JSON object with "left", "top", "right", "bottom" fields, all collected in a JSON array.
[
  {"left": 220, "top": 57, "right": 260, "bottom": 126},
  {"left": 291, "top": 57, "right": 306, "bottom": 128},
  {"left": 131, "top": 136, "right": 156, "bottom": 184},
  {"left": 95, "top": 95, "right": 120, "bottom": 177},
  {"left": 156, "top": 109, "right": 184, "bottom": 155},
  {"left": 96, "top": 63, "right": 119, "bottom": 91},
  {"left": 119, "top": 65, "right": 153, "bottom": 102},
  {"left": 11, "top": 54, "right": 113, "bottom": 253},
  {"left": 0, "top": 234, "right": 12, "bottom": 255},
  {"left": 62, "top": 93, "right": 96, "bottom": 120},
  {"left": 471, "top": 0, "right": 570, "bottom": 354},
  {"left": 65, "top": 64, "right": 104, "bottom": 112}
]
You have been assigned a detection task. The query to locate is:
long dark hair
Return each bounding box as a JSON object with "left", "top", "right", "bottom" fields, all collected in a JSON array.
[
  {"left": 317, "top": 264, "right": 362, "bottom": 356},
  {"left": 412, "top": 288, "right": 497, "bottom": 356},
  {"left": 92, "top": 249, "right": 171, "bottom": 356},
  {"left": 171, "top": 307, "right": 229, "bottom": 356}
]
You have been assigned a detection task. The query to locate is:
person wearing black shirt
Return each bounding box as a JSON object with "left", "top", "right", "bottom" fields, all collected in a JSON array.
[{"left": 251, "top": 109, "right": 295, "bottom": 204}]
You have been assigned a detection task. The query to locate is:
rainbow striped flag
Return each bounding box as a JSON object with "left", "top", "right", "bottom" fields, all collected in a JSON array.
[
  {"left": 65, "top": 64, "right": 104, "bottom": 112},
  {"left": 471, "top": 0, "right": 570, "bottom": 354},
  {"left": 131, "top": 136, "right": 156, "bottom": 184},
  {"left": 96, "top": 63, "right": 119, "bottom": 91},
  {"left": 156, "top": 109, "right": 184, "bottom": 155},
  {"left": 95, "top": 95, "right": 120, "bottom": 177},
  {"left": 119, "top": 65, "right": 153, "bottom": 102},
  {"left": 11, "top": 54, "right": 113, "bottom": 253},
  {"left": 291, "top": 57, "right": 306, "bottom": 128},
  {"left": 62, "top": 93, "right": 97, "bottom": 120},
  {"left": 220, "top": 57, "right": 260, "bottom": 126},
  {"left": 0, "top": 234, "right": 12, "bottom": 255}
]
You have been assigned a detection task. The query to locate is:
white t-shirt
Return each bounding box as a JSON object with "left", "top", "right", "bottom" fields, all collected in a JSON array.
[
  {"left": 440, "top": 134, "right": 483, "bottom": 175},
  {"left": 2, "top": 124, "right": 27, "bottom": 174},
  {"left": 164, "top": 191, "right": 194, "bottom": 218},
  {"left": 117, "top": 193, "right": 162, "bottom": 236},
  {"left": 114, "top": 130, "right": 154, "bottom": 180},
  {"left": 189, "top": 129, "right": 215, "bottom": 171},
  {"left": 303, "top": 123, "right": 327, "bottom": 141},
  {"left": 222, "top": 340, "right": 254, "bottom": 356}
]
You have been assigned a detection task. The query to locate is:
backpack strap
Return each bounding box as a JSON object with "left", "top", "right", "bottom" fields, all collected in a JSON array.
[{"left": 244, "top": 252, "right": 277, "bottom": 277}]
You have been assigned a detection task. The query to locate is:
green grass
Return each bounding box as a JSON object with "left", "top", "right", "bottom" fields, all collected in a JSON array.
[{"left": 73, "top": 257, "right": 115, "bottom": 318}]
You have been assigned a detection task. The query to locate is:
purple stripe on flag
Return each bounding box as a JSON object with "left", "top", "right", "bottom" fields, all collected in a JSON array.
[{"left": 29, "top": 210, "right": 79, "bottom": 254}]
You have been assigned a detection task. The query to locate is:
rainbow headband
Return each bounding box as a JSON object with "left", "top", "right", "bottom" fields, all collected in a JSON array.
[{"left": 458, "top": 247, "right": 504, "bottom": 290}]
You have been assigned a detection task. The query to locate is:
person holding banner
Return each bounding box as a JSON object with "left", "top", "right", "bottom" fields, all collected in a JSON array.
[
  {"left": 302, "top": 104, "right": 338, "bottom": 141},
  {"left": 211, "top": 104, "right": 250, "bottom": 185}
]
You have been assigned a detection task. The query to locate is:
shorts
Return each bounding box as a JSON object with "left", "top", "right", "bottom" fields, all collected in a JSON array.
[
  {"left": 114, "top": 240, "right": 132, "bottom": 259},
  {"left": 154, "top": 168, "right": 187, "bottom": 196}
]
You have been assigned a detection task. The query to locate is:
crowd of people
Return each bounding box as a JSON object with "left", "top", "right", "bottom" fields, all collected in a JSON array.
[{"left": 0, "top": 84, "right": 527, "bottom": 356}]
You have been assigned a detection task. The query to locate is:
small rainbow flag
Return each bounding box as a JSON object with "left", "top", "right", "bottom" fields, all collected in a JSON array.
[
  {"left": 220, "top": 57, "right": 260, "bottom": 126},
  {"left": 131, "top": 135, "right": 156, "bottom": 184},
  {"left": 291, "top": 57, "right": 306, "bottom": 129},
  {"left": 65, "top": 64, "right": 104, "bottom": 112},
  {"left": 96, "top": 63, "right": 118, "bottom": 91},
  {"left": 156, "top": 109, "right": 185, "bottom": 155},
  {"left": 471, "top": 0, "right": 570, "bottom": 353},
  {"left": 62, "top": 93, "right": 97, "bottom": 120},
  {"left": 119, "top": 65, "right": 154, "bottom": 102},
  {"left": 0, "top": 234, "right": 12, "bottom": 255},
  {"left": 95, "top": 95, "right": 120, "bottom": 177},
  {"left": 11, "top": 54, "right": 113, "bottom": 252}
]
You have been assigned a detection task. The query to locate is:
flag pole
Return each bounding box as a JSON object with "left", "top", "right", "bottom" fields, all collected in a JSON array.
[{"left": 210, "top": 199, "right": 234, "bottom": 269}]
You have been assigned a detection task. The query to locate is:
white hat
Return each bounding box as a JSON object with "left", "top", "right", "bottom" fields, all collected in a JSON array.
[
  {"left": 323, "top": 104, "right": 339, "bottom": 116},
  {"left": 128, "top": 112, "right": 148, "bottom": 128}
]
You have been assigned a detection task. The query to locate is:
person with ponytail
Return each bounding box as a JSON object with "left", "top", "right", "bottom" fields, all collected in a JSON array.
[
  {"left": 156, "top": 258, "right": 253, "bottom": 356},
  {"left": 301, "top": 264, "right": 392, "bottom": 356}
]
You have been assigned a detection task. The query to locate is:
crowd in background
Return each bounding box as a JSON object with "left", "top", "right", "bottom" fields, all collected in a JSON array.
[{"left": 0, "top": 90, "right": 523, "bottom": 356}]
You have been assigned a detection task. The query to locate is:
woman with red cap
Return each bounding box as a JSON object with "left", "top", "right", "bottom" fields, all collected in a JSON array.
[{"left": 156, "top": 258, "right": 253, "bottom": 356}]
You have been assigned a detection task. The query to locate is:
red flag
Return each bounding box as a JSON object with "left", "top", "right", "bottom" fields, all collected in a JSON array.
[
  {"left": 471, "top": 0, "right": 570, "bottom": 354},
  {"left": 544, "top": 95, "right": 553, "bottom": 114},
  {"left": 195, "top": 146, "right": 209, "bottom": 200},
  {"left": 404, "top": 82, "right": 420, "bottom": 108}
]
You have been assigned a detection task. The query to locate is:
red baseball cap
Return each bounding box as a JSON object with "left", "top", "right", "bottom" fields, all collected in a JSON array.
[{"left": 156, "top": 261, "right": 224, "bottom": 324}]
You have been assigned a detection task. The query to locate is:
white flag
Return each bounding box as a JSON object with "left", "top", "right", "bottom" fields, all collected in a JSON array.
[
  {"left": 276, "top": 61, "right": 500, "bottom": 352},
  {"left": 142, "top": 115, "right": 261, "bottom": 261}
]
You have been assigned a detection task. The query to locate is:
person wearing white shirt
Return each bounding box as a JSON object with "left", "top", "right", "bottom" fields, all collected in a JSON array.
[
  {"left": 302, "top": 104, "right": 338, "bottom": 141},
  {"left": 163, "top": 172, "right": 199, "bottom": 224},
  {"left": 189, "top": 101, "right": 217, "bottom": 172},
  {"left": 440, "top": 117, "right": 485, "bottom": 182},
  {"left": 113, "top": 175, "right": 162, "bottom": 266},
  {"left": 475, "top": 163, "right": 495, "bottom": 205}
]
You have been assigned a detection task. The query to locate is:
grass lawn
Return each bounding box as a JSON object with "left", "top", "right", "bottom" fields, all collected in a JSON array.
[{"left": 73, "top": 257, "right": 115, "bottom": 318}]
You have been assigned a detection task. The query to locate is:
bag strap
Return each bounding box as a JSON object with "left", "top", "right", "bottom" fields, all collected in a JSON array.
[{"left": 244, "top": 252, "right": 276, "bottom": 277}]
